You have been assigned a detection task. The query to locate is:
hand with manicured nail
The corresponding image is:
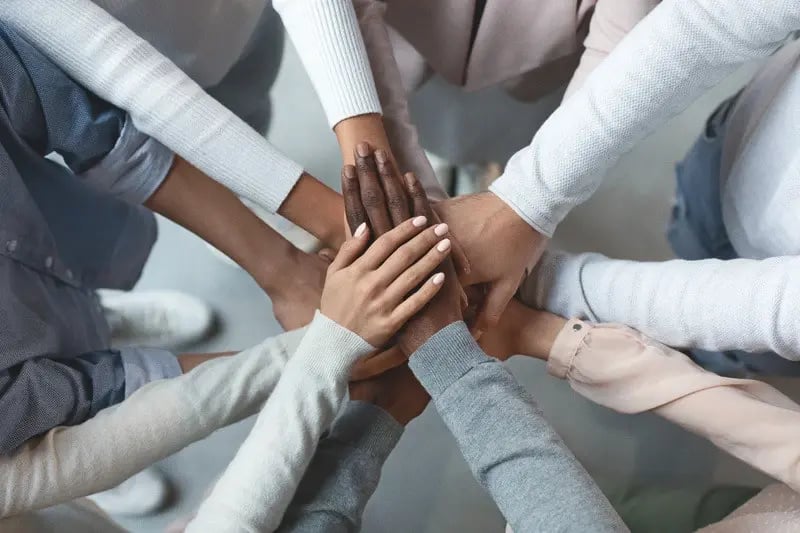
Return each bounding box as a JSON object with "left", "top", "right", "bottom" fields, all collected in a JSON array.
[
  {"left": 342, "top": 142, "right": 464, "bottom": 357},
  {"left": 320, "top": 216, "right": 452, "bottom": 347}
]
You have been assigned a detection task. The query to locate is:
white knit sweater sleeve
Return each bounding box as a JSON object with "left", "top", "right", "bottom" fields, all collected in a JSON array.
[
  {"left": 186, "top": 311, "right": 374, "bottom": 533},
  {"left": 491, "top": 0, "right": 800, "bottom": 237},
  {"left": 522, "top": 250, "right": 800, "bottom": 361},
  {"left": 0, "top": 0, "right": 303, "bottom": 213},
  {"left": 275, "top": 0, "right": 382, "bottom": 128},
  {"left": 0, "top": 328, "right": 307, "bottom": 518}
]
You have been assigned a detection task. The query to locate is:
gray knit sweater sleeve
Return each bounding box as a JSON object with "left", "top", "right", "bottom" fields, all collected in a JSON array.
[
  {"left": 278, "top": 401, "right": 403, "bottom": 532},
  {"left": 408, "top": 321, "right": 628, "bottom": 533}
]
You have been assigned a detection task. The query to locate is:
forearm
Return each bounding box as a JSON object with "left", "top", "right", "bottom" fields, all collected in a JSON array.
[
  {"left": 521, "top": 251, "right": 800, "bottom": 360},
  {"left": 1, "top": 0, "right": 304, "bottom": 214},
  {"left": 187, "top": 313, "right": 373, "bottom": 533},
  {"left": 490, "top": 0, "right": 799, "bottom": 236},
  {"left": 278, "top": 401, "right": 403, "bottom": 532},
  {"left": 144, "top": 156, "right": 304, "bottom": 288},
  {"left": 409, "top": 322, "right": 626, "bottom": 532},
  {"left": 0, "top": 328, "right": 306, "bottom": 517},
  {"left": 549, "top": 321, "right": 800, "bottom": 491},
  {"left": 351, "top": 0, "right": 446, "bottom": 200}
]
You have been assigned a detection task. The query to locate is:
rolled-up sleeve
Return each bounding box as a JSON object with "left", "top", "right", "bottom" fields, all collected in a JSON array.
[
  {"left": 0, "top": 25, "right": 173, "bottom": 205},
  {"left": 78, "top": 116, "right": 174, "bottom": 204}
]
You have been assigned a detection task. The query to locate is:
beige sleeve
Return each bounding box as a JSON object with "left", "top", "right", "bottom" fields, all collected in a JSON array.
[
  {"left": 0, "top": 329, "right": 306, "bottom": 518},
  {"left": 352, "top": 0, "right": 447, "bottom": 201},
  {"left": 548, "top": 320, "right": 800, "bottom": 492},
  {"left": 565, "top": 0, "right": 661, "bottom": 97}
]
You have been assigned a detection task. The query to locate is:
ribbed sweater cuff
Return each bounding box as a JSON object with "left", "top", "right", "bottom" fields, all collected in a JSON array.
[
  {"left": 276, "top": 0, "right": 382, "bottom": 128},
  {"left": 408, "top": 321, "right": 490, "bottom": 398},
  {"left": 332, "top": 401, "right": 404, "bottom": 455},
  {"left": 302, "top": 311, "right": 375, "bottom": 377}
]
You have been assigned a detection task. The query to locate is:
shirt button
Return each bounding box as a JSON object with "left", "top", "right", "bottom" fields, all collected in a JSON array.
[
  {"left": 45, "top": 256, "right": 54, "bottom": 269},
  {"left": 572, "top": 323, "right": 583, "bottom": 332},
  {"left": 5, "top": 240, "right": 17, "bottom": 253}
]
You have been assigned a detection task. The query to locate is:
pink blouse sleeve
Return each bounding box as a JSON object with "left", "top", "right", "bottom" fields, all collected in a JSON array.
[{"left": 548, "top": 319, "right": 800, "bottom": 492}]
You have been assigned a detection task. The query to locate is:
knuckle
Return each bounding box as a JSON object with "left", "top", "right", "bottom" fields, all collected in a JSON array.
[{"left": 386, "top": 194, "right": 406, "bottom": 210}]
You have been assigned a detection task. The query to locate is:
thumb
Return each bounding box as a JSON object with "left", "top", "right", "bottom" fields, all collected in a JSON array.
[
  {"left": 474, "top": 279, "right": 516, "bottom": 339},
  {"left": 330, "top": 222, "right": 370, "bottom": 271}
]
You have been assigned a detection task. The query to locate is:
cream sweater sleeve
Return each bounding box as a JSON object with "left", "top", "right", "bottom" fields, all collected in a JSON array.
[
  {"left": 0, "top": 0, "right": 303, "bottom": 213},
  {"left": 521, "top": 250, "right": 800, "bottom": 361},
  {"left": 275, "top": 0, "right": 382, "bottom": 128},
  {"left": 0, "top": 328, "right": 307, "bottom": 518},
  {"left": 186, "top": 312, "right": 374, "bottom": 533},
  {"left": 491, "top": 0, "right": 800, "bottom": 237},
  {"left": 549, "top": 320, "right": 800, "bottom": 492}
]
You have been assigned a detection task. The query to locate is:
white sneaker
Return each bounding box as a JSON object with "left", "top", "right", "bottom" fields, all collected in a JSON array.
[
  {"left": 99, "top": 290, "right": 215, "bottom": 350},
  {"left": 88, "top": 468, "right": 169, "bottom": 517},
  {"left": 207, "top": 198, "right": 321, "bottom": 267}
]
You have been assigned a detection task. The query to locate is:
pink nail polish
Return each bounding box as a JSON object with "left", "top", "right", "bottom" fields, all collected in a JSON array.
[
  {"left": 437, "top": 239, "right": 451, "bottom": 252},
  {"left": 412, "top": 216, "right": 427, "bottom": 227},
  {"left": 434, "top": 223, "right": 449, "bottom": 237},
  {"left": 354, "top": 222, "right": 367, "bottom": 238},
  {"left": 432, "top": 273, "right": 445, "bottom": 285}
]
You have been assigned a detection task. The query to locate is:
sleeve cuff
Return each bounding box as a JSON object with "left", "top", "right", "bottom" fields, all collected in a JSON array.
[
  {"left": 79, "top": 116, "right": 175, "bottom": 204},
  {"left": 408, "top": 321, "right": 491, "bottom": 398},
  {"left": 489, "top": 176, "right": 556, "bottom": 238},
  {"left": 275, "top": 0, "right": 382, "bottom": 128},
  {"left": 301, "top": 311, "right": 376, "bottom": 377},
  {"left": 547, "top": 319, "right": 593, "bottom": 380},
  {"left": 120, "top": 347, "right": 182, "bottom": 398},
  {"left": 331, "top": 401, "right": 404, "bottom": 456}
]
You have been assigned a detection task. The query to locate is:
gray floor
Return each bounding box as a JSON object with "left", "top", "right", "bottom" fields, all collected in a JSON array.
[{"left": 117, "top": 45, "right": 783, "bottom": 532}]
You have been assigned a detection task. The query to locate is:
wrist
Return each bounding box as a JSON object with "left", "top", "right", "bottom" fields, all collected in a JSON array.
[
  {"left": 279, "top": 172, "right": 345, "bottom": 249},
  {"left": 253, "top": 241, "right": 303, "bottom": 296}
]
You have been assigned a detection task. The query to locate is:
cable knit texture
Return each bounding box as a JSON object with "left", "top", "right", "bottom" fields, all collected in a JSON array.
[{"left": 491, "top": 0, "right": 800, "bottom": 236}]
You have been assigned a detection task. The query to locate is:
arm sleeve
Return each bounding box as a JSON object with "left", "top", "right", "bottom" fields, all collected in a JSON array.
[
  {"left": 565, "top": 0, "right": 660, "bottom": 98},
  {"left": 0, "top": 0, "right": 304, "bottom": 213},
  {"left": 351, "top": 0, "right": 447, "bottom": 201},
  {"left": 0, "top": 24, "right": 173, "bottom": 204},
  {"left": 0, "top": 328, "right": 306, "bottom": 518},
  {"left": 0, "top": 350, "right": 126, "bottom": 456},
  {"left": 490, "top": 0, "right": 800, "bottom": 236},
  {"left": 278, "top": 401, "right": 404, "bottom": 533},
  {"left": 548, "top": 320, "right": 800, "bottom": 492},
  {"left": 273, "top": 0, "right": 382, "bottom": 128},
  {"left": 186, "top": 312, "right": 374, "bottom": 533},
  {"left": 520, "top": 250, "right": 800, "bottom": 360},
  {"left": 408, "top": 321, "right": 627, "bottom": 533}
]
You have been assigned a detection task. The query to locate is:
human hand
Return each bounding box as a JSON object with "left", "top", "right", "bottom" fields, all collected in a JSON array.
[
  {"left": 343, "top": 144, "right": 463, "bottom": 356},
  {"left": 321, "top": 215, "right": 451, "bottom": 347},
  {"left": 433, "top": 193, "right": 548, "bottom": 336},
  {"left": 349, "top": 363, "right": 430, "bottom": 426},
  {"left": 267, "top": 248, "right": 330, "bottom": 330}
]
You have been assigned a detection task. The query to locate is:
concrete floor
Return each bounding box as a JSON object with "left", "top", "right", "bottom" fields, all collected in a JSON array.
[{"left": 116, "top": 43, "right": 779, "bottom": 533}]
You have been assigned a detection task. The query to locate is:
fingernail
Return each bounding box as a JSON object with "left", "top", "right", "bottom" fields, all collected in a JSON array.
[
  {"left": 354, "top": 222, "right": 367, "bottom": 238},
  {"left": 344, "top": 165, "right": 356, "bottom": 179},
  {"left": 432, "top": 272, "right": 445, "bottom": 285},
  {"left": 437, "top": 239, "right": 451, "bottom": 252},
  {"left": 375, "top": 149, "right": 388, "bottom": 164},
  {"left": 412, "top": 216, "right": 427, "bottom": 227},
  {"left": 434, "top": 223, "right": 449, "bottom": 237},
  {"left": 356, "top": 142, "right": 370, "bottom": 157}
]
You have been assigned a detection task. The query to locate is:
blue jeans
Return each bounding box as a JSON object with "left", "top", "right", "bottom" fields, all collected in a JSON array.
[{"left": 669, "top": 95, "right": 800, "bottom": 377}]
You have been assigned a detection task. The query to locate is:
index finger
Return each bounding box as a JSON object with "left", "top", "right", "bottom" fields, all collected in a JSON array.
[{"left": 342, "top": 165, "right": 367, "bottom": 236}]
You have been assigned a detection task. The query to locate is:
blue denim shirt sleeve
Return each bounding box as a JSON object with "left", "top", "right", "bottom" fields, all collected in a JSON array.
[{"left": 0, "top": 27, "right": 172, "bottom": 204}]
